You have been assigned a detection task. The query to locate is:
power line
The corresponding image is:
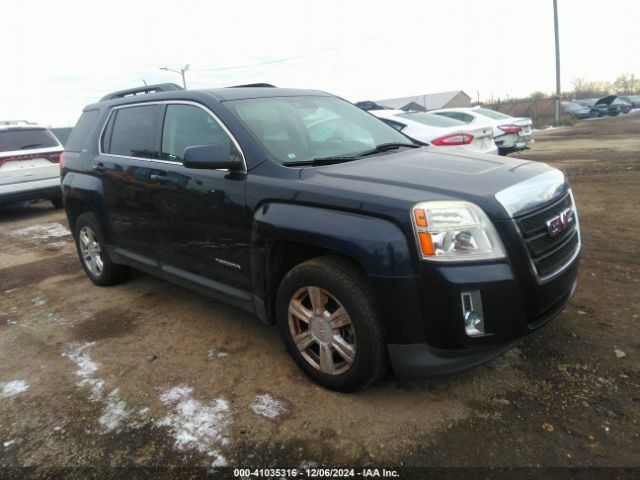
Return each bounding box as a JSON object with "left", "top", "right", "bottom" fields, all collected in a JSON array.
[
  {"left": 190, "top": 45, "right": 343, "bottom": 72},
  {"left": 188, "top": 32, "right": 395, "bottom": 73}
]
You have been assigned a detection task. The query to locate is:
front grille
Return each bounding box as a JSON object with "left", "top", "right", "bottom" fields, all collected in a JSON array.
[{"left": 515, "top": 192, "right": 580, "bottom": 279}]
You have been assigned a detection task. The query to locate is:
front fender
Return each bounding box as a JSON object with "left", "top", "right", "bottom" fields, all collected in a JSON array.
[
  {"left": 252, "top": 202, "right": 416, "bottom": 277},
  {"left": 251, "top": 203, "right": 425, "bottom": 342}
]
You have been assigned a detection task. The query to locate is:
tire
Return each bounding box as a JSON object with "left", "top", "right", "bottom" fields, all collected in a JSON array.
[
  {"left": 276, "top": 256, "right": 387, "bottom": 392},
  {"left": 51, "top": 198, "right": 63, "bottom": 209},
  {"left": 73, "top": 212, "right": 129, "bottom": 286}
]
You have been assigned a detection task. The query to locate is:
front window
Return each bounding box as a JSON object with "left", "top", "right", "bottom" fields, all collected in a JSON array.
[
  {"left": 161, "top": 104, "right": 236, "bottom": 162},
  {"left": 224, "top": 96, "right": 410, "bottom": 165}
]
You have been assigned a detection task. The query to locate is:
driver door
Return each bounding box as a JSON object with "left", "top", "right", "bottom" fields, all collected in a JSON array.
[{"left": 150, "top": 102, "right": 251, "bottom": 296}]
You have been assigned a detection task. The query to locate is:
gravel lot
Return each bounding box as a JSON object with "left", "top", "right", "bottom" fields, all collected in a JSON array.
[{"left": 1, "top": 114, "right": 638, "bottom": 476}]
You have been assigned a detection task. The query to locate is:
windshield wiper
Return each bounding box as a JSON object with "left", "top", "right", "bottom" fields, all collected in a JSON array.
[
  {"left": 19, "top": 143, "right": 43, "bottom": 149},
  {"left": 283, "top": 155, "right": 359, "bottom": 167},
  {"left": 355, "top": 142, "right": 420, "bottom": 157},
  {"left": 283, "top": 143, "right": 420, "bottom": 167}
]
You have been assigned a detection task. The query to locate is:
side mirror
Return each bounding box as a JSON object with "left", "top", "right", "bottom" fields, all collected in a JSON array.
[{"left": 182, "top": 144, "right": 242, "bottom": 170}]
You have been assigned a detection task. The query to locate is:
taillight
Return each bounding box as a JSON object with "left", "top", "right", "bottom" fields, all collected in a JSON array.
[
  {"left": 498, "top": 125, "right": 522, "bottom": 134},
  {"left": 59, "top": 152, "right": 65, "bottom": 170},
  {"left": 431, "top": 133, "right": 474, "bottom": 146},
  {"left": 0, "top": 152, "right": 62, "bottom": 167}
]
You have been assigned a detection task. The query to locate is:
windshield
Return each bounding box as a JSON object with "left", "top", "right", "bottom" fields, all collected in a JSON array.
[
  {"left": 0, "top": 128, "right": 59, "bottom": 152},
  {"left": 397, "top": 112, "right": 464, "bottom": 127},
  {"left": 225, "top": 96, "right": 411, "bottom": 164},
  {"left": 475, "top": 108, "right": 512, "bottom": 120}
]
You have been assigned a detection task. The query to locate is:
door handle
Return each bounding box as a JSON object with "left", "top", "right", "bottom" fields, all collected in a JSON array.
[
  {"left": 92, "top": 164, "right": 106, "bottom": 174},
  {"left": 150, "top": 174, "right": 171, "bottom": 183}
]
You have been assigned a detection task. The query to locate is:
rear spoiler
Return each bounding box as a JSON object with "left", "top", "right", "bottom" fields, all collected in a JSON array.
[{"left": 100, "top": 83, "right": 184, "bottom": 101}]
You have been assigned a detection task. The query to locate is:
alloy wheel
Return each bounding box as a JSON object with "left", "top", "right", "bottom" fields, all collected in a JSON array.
[
  {"left": 288, "top": 286, "right": 356, "bottom": 375},
  {"left": 79, "top": 226, "right": 104, "bottom": 277}
]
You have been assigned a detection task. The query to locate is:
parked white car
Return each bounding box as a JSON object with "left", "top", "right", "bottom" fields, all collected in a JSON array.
[
  {"left": 429, "top": 107, "right": 533, "bottom": 155},
  {"left": 0, "top": 121, "right": 63, "bottom": 208},
  {"left": 370, "top": 109, "right": 498, "bottom": 155}
]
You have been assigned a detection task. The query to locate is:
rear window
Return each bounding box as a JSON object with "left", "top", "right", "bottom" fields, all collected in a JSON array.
[
  {"left": 103, "top": 105, "right": 159, "bottom": 159},
  {"left": 66, "top": 110, "right": 100, "bottom": 151},
  {"left": 475, "top": 108, "right": 512, "bottom": 120},
  {"left": 398, "top": 112, "right": 464, "bottom": 127},
  {"left": 0, "top": 128, "right": 59, "bottom": 152}
]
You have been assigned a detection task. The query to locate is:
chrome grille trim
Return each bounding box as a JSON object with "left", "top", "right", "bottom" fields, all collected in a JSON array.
[{"left": 512, "top": 189, "right": 581, "bottom": 284}]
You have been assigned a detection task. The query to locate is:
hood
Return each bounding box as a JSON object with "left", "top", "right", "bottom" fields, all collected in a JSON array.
[{"left": 299, "top": 147, "right": 557, "bottom": 220}]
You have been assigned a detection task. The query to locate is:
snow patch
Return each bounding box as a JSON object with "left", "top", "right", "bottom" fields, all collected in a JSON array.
[
  {"left": 157, "top": 385, "right": 231, "bottom": 469},
  {"left": 32, "top": 294, "right": 47, "bottom": 306},
  {"left": 99, "top": 389, "right": 130, "bottom": 432},
  {"left": 3, "top": 439, "right": 18, "bottom": 448},
  {"left": 249, "top": 394, "right": 288, "bottom": 420},
  {"left": 11, "top": 222, "right": 71, "bottom": 240},
  {"left": 63, "top": 342, "right": 106, "bottom": 400},
  {"left": 63, "top": 342, "right": 100, "bottom": 383},
  {"left": 1, "top": 380, "right": 30, "bottom": 398},
  {"left": 62, "top": 343, "right": 138, "bottom": 432},
  {"left": 207, "top": 348, "right": 230, "bottom": 359}
]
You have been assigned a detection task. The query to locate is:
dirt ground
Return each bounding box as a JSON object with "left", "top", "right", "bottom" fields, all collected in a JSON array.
[{"left": 1, "top": 113, "right": 638, "bottom": 477}]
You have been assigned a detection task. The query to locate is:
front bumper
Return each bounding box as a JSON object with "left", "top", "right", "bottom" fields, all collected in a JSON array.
[{"left": 387, "top": 275, "right": 576, "bottom": 377}]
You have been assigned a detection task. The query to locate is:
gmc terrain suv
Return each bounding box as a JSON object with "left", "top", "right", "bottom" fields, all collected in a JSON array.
[
  {"left": 62, "top": 83, "right": 580, "bottom": 391},
  {"left": 1, "top": 120, "right": 64, "bottom": 208}
]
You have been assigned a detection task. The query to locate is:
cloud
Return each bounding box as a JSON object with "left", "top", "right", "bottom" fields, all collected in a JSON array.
[{"left": 1, "top": 0, "right": 638, "bottom": 126}]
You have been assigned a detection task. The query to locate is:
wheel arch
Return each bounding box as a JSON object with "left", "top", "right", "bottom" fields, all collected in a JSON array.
[
  {"left": 250, "top": 202, "right": 417, "bottom": 324},
  {"left": 62, "top": 172, "right": 107, "bottom": 236}
]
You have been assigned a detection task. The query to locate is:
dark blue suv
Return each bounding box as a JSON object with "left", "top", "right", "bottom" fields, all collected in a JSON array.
[{"left": 61, "top": 83, "right": 580, "bottom": 391}]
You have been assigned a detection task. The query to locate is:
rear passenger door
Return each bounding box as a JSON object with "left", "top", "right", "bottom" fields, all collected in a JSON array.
[
  {"left": 96, "top": 103, "right": 162, "bottom": 262},
  {"left": 149, "top": 102, "right": 251, "bottom": 295}
]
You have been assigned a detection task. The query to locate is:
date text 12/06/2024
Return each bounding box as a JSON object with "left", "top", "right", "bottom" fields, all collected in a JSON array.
[{"left": 233, "top": 468, "right": 400, "bottom": 478}]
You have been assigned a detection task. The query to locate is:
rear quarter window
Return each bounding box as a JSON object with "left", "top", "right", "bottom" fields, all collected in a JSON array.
[
  {"left": 65, "top": 110, "right": 100, "bottom": 152},
  {"left": 0, "top": 128, "right": 60, "bottom": 152}
]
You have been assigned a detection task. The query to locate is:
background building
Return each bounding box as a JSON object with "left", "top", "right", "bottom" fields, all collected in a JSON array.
[{"left": 374, "top": 90, "right": 471, "bottom": 111}]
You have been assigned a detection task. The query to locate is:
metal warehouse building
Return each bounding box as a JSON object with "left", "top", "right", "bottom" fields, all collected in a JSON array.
[{"left": 374, "top": 90, "right": 471, "bottom": 112}]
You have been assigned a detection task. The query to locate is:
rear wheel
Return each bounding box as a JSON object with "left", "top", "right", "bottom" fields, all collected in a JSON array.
[
  {"left": 276, "top": 256, "right": 387, "bottom": 392},
  {"left": 74, "top": 212, "right": 129, "bottom": 286}
]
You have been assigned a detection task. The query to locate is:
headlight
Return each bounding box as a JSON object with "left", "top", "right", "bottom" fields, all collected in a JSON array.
[{"left": 411, "top": 201, "right": 505, "bottom": 261}]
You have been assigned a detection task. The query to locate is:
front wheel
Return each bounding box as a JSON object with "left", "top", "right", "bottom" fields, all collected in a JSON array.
[{"left": 276, "top": 256, "right": 387, "bottom": 392}]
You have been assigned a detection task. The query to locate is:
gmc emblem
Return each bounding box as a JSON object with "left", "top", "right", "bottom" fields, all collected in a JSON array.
[{"left": 546, "top": 208, "right": 575, "bottom": 237}]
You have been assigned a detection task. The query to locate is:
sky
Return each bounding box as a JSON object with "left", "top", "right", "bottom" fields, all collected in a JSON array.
[{"left": 2, "top": 0, "right": 638, "bottom": 126}]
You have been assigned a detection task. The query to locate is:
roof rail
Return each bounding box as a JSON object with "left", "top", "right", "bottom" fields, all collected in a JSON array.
[
  {"left": 0, "top": 120, "right": 36, "bottom": 126},
  {"left": 227, "top": 83, "right": 276, "bottom": 88},
  {"left": 100, "top": 83, "right": 184, "bottom": 101}
]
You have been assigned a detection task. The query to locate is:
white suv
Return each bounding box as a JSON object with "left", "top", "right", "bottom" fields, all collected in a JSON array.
[{"left": 0, "top": 121, "right": 63, "bottom": 208}]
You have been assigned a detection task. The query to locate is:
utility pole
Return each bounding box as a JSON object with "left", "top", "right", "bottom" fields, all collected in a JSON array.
[
  {"left": 553, "top": 0, "right": 561, "bottom": 125},
  {"left": 159, "top": 64, "right": 190, "bottom": 89}
]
